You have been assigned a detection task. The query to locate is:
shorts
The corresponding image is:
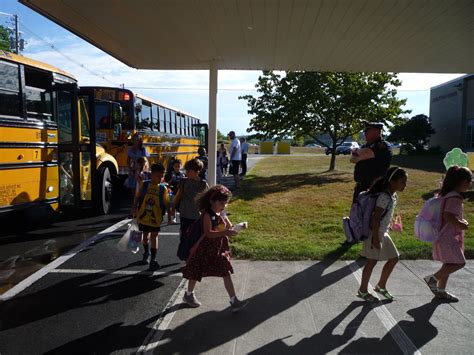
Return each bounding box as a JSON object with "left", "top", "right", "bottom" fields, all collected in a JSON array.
[
  {"left": 230, "top": 160, "right": 241, "bottom": 175},
  {"left": 138, "top": 224, "right": 161, "bottom": 233}
]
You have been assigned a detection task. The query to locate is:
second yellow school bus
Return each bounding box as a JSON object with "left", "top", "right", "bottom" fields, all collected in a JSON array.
[{"left": 79, "top": 86, "right": 208, "bottom": 178}]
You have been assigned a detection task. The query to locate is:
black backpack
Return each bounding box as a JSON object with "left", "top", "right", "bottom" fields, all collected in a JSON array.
[{"left": 177, "top": 217, "right": 203, "bottom": 261}]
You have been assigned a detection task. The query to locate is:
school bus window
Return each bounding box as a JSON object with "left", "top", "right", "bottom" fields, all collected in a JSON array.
[
  {"left": 177, "top": 113, "right": 182, "bottom": 135},
  {"left": 0, "top": 61, "right": 21, "bottom": 117},
  {"left": 185, "top": 116, "right": 190, "bottom": 136},
  {"left": 135, "top": 99, "right": 143, "bottom": 129},
  {"left": 164, "top": 108, "right": 170, "bottom": 133},
  {"left": 118, "top": 100, "right": 131, "bottom": 129},
  {"left": 57, "top": 90, "right": 73, "bottom": 144},
  {"left": 159, "top": 106, "right": 165, "bottom": 132},
  {"left": 151, "top": 104, "right": 159, "bottom": 131},
  {"left": 140, "top": 100, "right": 152, "bottom": 130},
  {"left": 170, "top": 111, "right": 177, "bottom": 134},
  {"left": 192, "top": 118, "right": 197, "bottom": 137},
  {"left": 79, "top": 99, "right": 90, "bottom": 140},
  {"left": 24, "top": 66, "right": 54, "bottom": 121}
]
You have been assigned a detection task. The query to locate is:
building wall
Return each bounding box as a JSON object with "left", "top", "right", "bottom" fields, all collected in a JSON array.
[
  {"left": 466, "top": 78, "right": 474, "bottom": 120},
  {"left": 463, "top": 77, "right": 474, "bottom": 151},
  {"left": 429, "top": 77, "right": 465, "bottom": 152}
]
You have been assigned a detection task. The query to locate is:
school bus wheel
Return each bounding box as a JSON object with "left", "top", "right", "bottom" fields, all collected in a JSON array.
[{"left": 96, "top": 164, "right": 114, "bottom": 215}]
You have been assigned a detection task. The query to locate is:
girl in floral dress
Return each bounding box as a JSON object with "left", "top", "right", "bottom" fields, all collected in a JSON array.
[{"left": 182, "top": 185, "right": 248, "bottom": 312}]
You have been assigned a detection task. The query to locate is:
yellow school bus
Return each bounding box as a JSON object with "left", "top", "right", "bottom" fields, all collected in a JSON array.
[
  {"left": 0, "top": 51, "right": 118, "bottom": 215},
  {"left": 79, "top": 86, "right": 208, "bottom": 178}
]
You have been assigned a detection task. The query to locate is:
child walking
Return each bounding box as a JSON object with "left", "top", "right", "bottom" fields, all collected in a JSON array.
[
  {"left": 171, "top": 158, "right": 208, "bottom": 238},
  {"left": 135, "top": 156, "right": 151, "bottom": 184},
  {"left": 182, "top": 185, "right": 248, "bottom": 312},
  {"left": 132, "top": 163, "right": 170, "bottom": 271},
  {"left": 424, "top": 166, "right": 471, "bottom": 302},
  {"left": 358, "top": 167, "right": 408, "bottom": 302}
]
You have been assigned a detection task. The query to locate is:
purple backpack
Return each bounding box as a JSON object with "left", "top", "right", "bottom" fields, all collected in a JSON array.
[{"left": 343, "top": 191, "right": 392, "bottom": 243}]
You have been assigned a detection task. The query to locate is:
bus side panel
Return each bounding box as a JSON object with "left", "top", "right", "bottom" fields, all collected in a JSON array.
[
  {"left": 0, "top": 166, "right": 59, "bottom": 211},
  {"left": 0, "top": 126, "right": 59, "bottom": 212}
]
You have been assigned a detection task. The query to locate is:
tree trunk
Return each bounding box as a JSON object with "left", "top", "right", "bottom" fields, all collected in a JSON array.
[
  {"left": 328, "top": 137, "right": 338, "bottom": 171},
  {"left": 329, "top": 151, "right": 336, "bottom": 171}
]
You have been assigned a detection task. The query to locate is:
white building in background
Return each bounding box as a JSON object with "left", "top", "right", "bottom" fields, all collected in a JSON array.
[{"left": 429, "top": 75, "right": 474, "bottom": 152}]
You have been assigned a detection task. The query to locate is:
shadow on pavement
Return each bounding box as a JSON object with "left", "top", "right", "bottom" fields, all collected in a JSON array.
[
  {"left": 44, "top": 316, "right": 161, "bottom": 355},
  {"left": 249, "top": 300, "right": 385, "bottom": 354},
  {"left": 0, "top": 271, "right": 165, "bottom": 331},
  {"left": 155, "top": 244, "right": 355, "bottom": 354},
  {"left": 340, "top": 298, "right": 443, "bottom": 353}
]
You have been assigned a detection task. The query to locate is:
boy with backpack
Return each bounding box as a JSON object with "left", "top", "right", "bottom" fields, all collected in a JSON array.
[{"left": 132, "top": 163, "right": 170, "bottom": 270}]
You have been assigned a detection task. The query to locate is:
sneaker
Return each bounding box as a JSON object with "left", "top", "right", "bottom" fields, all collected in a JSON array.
[
  {"left": 435, "top": 290, "right": 459, "bottom": 302},
  {"left": 141, "top": 253, "right": 149, "bottom": 265},
  {"left": 423, "top": 275, "right": 438, "bottom": 294},
  {"left": 183, "top": 292, "right": 201, "bottom": 308},
  {"left": 149, "top": 260, "right": 160, "bottom": 271},
  {"left": 230, "top": 297, "right": 249, "bottom": 313}
]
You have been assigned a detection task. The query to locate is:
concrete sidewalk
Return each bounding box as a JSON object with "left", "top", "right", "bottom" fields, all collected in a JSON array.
[{"left": 152, "top": 257, "right": 473, "bottom": 354}]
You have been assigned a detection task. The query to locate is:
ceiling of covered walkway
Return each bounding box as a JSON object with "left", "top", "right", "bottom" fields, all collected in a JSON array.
[{"left": 21, "top": 0, "right": 473, "bottom": 73}]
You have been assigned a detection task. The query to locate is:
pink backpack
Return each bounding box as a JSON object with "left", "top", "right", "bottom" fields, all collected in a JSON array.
[{"left": 414, "top": 192, "right": 460, "bottom": 242}]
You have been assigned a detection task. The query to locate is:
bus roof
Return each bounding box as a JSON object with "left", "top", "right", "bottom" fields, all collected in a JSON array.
[
  {"left": 134, "top": 92, "right": 198, "bottom": 119},
  {"left": 0, "top": 50, "right": 76, "bottom": 81},
  {"left": 83, "top": 85, "right": 199, "bottom": 120}
]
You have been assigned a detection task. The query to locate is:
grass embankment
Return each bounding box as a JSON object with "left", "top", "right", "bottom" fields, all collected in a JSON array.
[{"left": 228, "top": 154, "right": 474, "bottom": 260}]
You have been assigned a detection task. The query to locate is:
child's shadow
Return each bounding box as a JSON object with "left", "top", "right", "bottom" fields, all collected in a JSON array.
[
  {"left": 340, "top": 298, "right": 443, "bottom": 353},
  {"left": 249, "top": 300, "right": 384, "bottom": 354}
]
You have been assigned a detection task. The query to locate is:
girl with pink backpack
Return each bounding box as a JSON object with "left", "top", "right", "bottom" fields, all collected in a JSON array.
[
  {"left": 423, "top": 166, "right": 471, "bottom": 302},
  {"left": 357, "top": 167, "right": 408, "bottom": 302}
]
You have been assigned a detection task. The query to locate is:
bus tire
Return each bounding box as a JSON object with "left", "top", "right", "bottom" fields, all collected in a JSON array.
[{"left": 97, "top": 165, "right": 113, "bottom": 215}]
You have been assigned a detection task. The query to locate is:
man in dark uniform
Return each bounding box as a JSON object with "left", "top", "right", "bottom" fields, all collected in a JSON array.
[{"left": 350, "top": 121, "right": 392, "bottom": 202}]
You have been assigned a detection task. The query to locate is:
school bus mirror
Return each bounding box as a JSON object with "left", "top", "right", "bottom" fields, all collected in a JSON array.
[
  {"left": 113, "top": 123, "right": 122, "bottom": 140},
  {"left": 111, "top": 103, "right": 122, "bottom": 125}
]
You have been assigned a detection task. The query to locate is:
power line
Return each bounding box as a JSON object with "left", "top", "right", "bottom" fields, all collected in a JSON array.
[
  {"left": 126, "top": 86, "right": 430, "bottom": 93},
  {"left": 126, "top": 86, "right": 258, "bottom": 91},
  {"left": 19, "top": 20, "right": 119, "bottom": 86}
]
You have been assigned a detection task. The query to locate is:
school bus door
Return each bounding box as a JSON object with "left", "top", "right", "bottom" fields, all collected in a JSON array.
[{"left": 55, "top": 83, "right": 96, "bottom": 211}]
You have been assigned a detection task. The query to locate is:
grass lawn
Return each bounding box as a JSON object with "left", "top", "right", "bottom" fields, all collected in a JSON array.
[{"left": 227, "top": 154, "right": 474, "bottom": 260}]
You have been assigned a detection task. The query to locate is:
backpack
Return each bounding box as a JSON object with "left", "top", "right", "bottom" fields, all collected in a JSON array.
[
  {"left": 414, "top": 192, "right": 461, "bottom": 243},
  {"left": 343, "top": 191, "right": 392, "bottom": 243},
  {"left": 139, "top": 180, "right": 167, "bottom": 216},
  {"left": 177, "top": 217, "right": 203, "bottom": 261}
]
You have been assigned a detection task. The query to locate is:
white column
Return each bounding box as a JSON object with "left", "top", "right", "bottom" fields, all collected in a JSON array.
[{"left": 207, "top": 61, "right": 218, "bottom": 186}]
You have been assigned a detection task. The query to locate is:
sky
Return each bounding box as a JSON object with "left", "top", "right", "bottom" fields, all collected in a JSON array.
[{"left": 0, "top": 1, "right": 466, "bottom": 136}]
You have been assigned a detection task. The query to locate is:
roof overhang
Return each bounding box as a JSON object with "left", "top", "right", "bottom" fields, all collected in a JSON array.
[{"left": 20, "top": 0, "right": 474, "bottom": 73}]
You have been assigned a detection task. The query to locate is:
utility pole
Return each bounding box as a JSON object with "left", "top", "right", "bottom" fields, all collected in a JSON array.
[
  {"left": 0, "top": 12, "right": 23, "bottom": 53},
  {"left": 14, "top": 14, "right": 19, "bottom": 54}
]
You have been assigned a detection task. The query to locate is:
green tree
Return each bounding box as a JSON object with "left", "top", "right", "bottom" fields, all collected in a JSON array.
[
  {"left": 217, "top": 129, "right": 227, "bottom": 141},
  {"left": 388, "top": 114, "right": 435, "bottom": 152},
  {"left": 0, "top": 25, "right": 11, "bottom": 51},
  {"left": 240, "top": 71, "right": 409, "bottom": 170}
]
